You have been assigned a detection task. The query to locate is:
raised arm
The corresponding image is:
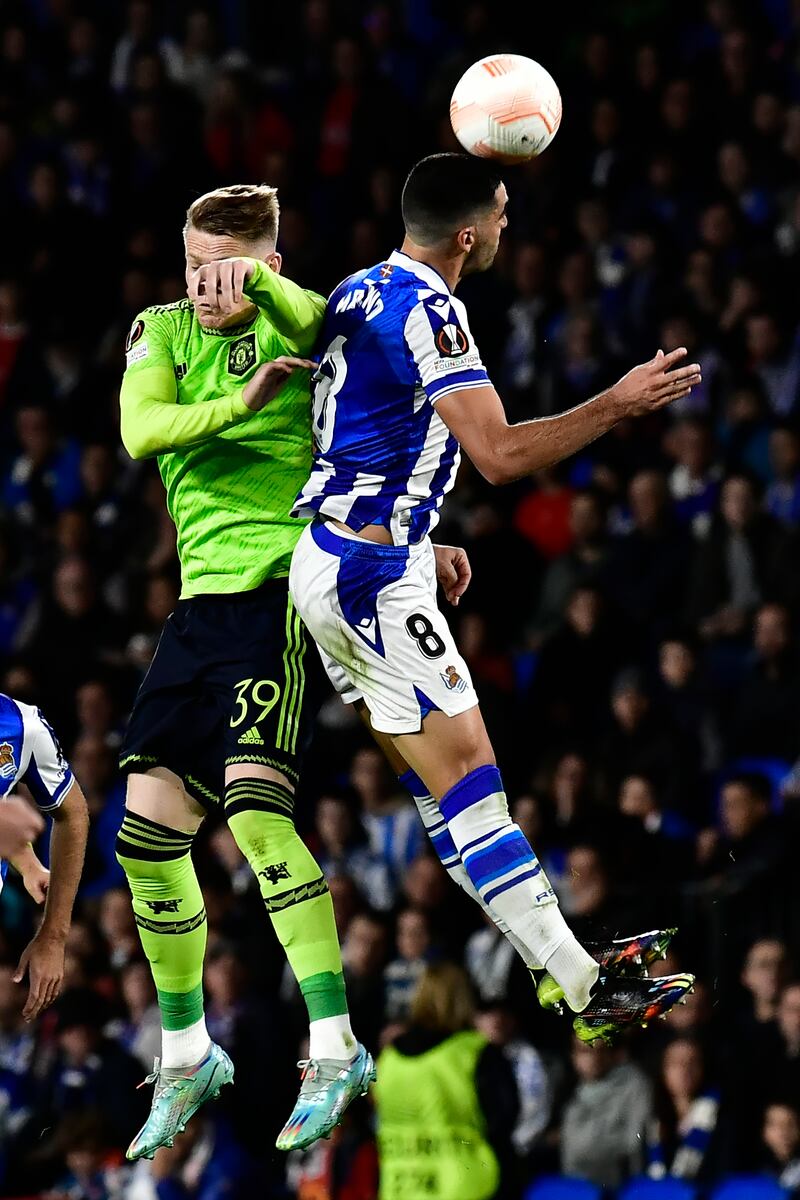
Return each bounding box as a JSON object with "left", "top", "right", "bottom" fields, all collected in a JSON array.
[
  {"left": 188, "top": 258, "right": 326, "bottom": 354},
  {"left": 243, "top": 259, "right": 326, "bottom": 353},
  {"left": 436, "top": 349, "right": 701, "bottom": 485}
]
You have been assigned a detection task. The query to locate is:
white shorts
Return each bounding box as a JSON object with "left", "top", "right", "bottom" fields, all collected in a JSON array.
[{"left": 289, "top": 521, "right": 478, "bottom": 735}]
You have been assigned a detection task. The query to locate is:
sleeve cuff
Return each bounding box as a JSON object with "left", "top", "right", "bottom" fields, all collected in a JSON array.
[{"left": 229, "top": 392, "right": 253, "bottom": 421}]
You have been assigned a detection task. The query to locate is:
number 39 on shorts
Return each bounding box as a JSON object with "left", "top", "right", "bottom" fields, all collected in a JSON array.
[{"left": 230, "top": 678, "right": 282, "bottom": 727}]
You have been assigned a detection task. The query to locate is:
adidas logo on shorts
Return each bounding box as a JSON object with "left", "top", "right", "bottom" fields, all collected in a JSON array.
[{"left": 238, "top": 726, "right": 264, "bottom": 746}]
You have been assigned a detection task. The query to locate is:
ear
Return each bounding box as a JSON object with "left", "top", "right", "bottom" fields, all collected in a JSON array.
[
  {"left": 267, "top": 251, "right": 282, "bottom": 274},
  {"left": 455, "top": 227, "right": 475, "bottom": 254}
]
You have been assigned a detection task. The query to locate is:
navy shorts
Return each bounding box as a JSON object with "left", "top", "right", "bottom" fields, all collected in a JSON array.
[{"left": 119, "top": 579, "right": 321, "bottom": 809}]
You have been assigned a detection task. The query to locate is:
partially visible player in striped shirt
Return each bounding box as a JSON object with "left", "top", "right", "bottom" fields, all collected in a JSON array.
[{"left": 0, "top": 693, "right": 88, "bottom": 1021}]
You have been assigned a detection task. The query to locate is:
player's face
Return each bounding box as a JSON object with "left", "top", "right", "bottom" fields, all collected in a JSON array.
[
  {"left": 185, "top": 228, "right": 275, "bottom": 328},
  {"left": 462, "top": 183, "right": 508, "bottom": 275}
]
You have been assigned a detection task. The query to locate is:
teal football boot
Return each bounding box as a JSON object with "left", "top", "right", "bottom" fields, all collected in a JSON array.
[
  {"left": 126, "top": 1042, "right": 234, "bottom": 1161},
  {"left": 276, "top": 1043, "right": 376, "bottom": 1151}
]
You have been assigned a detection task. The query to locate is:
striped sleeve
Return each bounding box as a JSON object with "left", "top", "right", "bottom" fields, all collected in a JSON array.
[
  {"left": 19, "top": 703, "right": 74, "bottom": 812},
  {"left": 403, "top": 292, "right": 490, "bottom": 404}
]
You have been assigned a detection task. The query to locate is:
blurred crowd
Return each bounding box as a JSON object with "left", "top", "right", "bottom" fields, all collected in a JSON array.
[{"left": 2, "top": 0, "right": 800, "bottom": 1196}]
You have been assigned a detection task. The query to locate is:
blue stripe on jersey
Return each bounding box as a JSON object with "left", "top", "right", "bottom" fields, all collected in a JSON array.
[{"left": 293, "top": 251, "right": 489, "bottom": 545}]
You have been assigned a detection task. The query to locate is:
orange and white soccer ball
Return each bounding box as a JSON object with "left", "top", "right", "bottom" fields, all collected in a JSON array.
[{"left": 450, "top": 53, "right": 562, "bottom": 164}]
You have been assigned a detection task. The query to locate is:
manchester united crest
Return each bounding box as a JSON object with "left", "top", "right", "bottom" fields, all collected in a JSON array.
[{"left": 228, "top": 333, "right": 256, "bottom": 377}]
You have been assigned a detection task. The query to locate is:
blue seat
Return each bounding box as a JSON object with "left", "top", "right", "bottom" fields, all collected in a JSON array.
[
  {"left": 710, "top": 1176, "right": 789, "bottom": 1200},
  {"left": 619, "top": 1179, "right": 698, "bottom": 1200},
  {"left": 525, "top": 1178, "right": 602, "bottom": 1200}
]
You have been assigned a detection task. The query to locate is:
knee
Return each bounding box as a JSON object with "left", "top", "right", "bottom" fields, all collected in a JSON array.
[
  {"left": 224, "top": 776, "right": 295, "bottom": 829},
  {"left": 115, "top": 809, "right": 196, "bottom": 879}
]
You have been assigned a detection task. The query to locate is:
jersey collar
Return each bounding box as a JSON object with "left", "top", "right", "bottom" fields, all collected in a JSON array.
[
  {"left": 197, "top": 312, "right": 258, "bottom": 337},
  {"left": 387, "top": 250, "right": 453, "bottom": 296}
]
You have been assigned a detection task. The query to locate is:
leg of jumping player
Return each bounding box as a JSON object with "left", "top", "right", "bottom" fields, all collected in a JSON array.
[
  {"left": 389, "top": 706, "right": 600, "bottom": 1012},
  {"left": 218, "top": 591, "right": 373, "bottom": 1153},
  {"left": 356, "top": 701, "right": 543, "bottom": 971},
  {"left": 223, "top": 760, "right": 356, "bottom": 1062},
  {"left": 117, "top": 768, "right": 234, "bottom": 1161}
]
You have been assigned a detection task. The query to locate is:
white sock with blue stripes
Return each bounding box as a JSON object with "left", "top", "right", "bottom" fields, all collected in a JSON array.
[
  {"left": 440, "top": 764, "right": 599, "bottom": 1013},
  {"left": 399, "top": 768, "right": 543, "bottom": 970}
]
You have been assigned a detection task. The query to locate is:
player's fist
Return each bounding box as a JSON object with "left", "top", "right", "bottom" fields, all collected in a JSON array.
[
  {"left": 434, "top": 544, "right": 472, "bottom": 606},
  {"left": 188, "top": 258, "right": 256, "bottom": 316},
  {"left": 609, "top": 348, "right": 702, "bottom": 419},
  {"left": 0, "top": 798, "right": 44, "bottom": 859},
  {"left": 243, "top": 356, "right": 316, "bottom": 413},
  {"left": 23, "top": 861, "right": 50, "bottom": 905}
]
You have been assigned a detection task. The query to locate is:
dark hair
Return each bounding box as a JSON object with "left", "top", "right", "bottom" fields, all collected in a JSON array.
[{"left": 401, "top": 153, "right": 503, "bottom": 245}]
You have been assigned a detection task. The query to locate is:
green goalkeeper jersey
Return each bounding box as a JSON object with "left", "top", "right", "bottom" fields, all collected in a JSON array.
[{"left": 120, "top": 260, "right": 325, "bottom": 597}]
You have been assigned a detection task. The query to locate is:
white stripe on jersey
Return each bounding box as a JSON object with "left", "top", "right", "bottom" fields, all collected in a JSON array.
[
  {"left": 404, "top": 401, "right": 461, "bottom": 504},
  {"left": 293, "top": 249, "right": 490, "bottom": 544}
]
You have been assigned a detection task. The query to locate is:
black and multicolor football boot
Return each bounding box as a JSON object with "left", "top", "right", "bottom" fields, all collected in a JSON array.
[
  {"left": 572, "top": 971, "right": 696, "bottom": 1045},
  {"left": 536, "top": 927, "right": 677, "bottom": 1013}
]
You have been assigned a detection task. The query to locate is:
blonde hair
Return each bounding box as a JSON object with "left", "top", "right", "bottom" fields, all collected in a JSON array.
[
  {"left": 184, "top": 184, "right": 279, "bottom": 246},
  {"left": 410, "top": 963, "right": 475, "bottom": 1035}
]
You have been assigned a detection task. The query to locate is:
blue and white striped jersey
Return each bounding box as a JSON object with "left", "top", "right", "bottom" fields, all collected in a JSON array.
[
  {"left": 292, "top": 250, "right": 490, "bottom": 545},
  {"left": 0, "top": 693, "right": 73, "bottom": 895}
]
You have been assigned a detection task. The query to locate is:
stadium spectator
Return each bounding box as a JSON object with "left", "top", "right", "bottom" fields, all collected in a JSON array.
[
  {"left": 760, "top": 1101, "right": 800, "bottom": 1193},
  {"left": 526, "top": 489, "right": 610, "bottom": 646},
  {"left": 314, "top": 789, "right": 395, "bottom": 912},
  {"left": 738, "top": 938, "right": 792, "bottom": 1033},
  {"left": 728, "top": 602, "right": 800, "bottom": 760},
  {"left": 559, "top": 1037, "right": 652, "bottom": 1188},
  {"left": 383, "top": 907, "right": 437, "bottom": 1022},
  {"left": 646, "top": 1037, "right": 726, "bottom": 1182}
]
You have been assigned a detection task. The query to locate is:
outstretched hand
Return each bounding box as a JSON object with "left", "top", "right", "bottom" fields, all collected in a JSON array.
[
  {"left": 14, "top": 931, "right": 65, "bottom": 1022},
  {"left": 243, "top": 357, "right": 316, "bottom": 413},
  {"left": 610, "top": 347, "right": 702, "bottom": 419}
]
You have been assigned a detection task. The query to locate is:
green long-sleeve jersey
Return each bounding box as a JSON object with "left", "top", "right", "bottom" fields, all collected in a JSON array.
[{"left": 120, "top": 260, "right": 325, "bottom": 597}]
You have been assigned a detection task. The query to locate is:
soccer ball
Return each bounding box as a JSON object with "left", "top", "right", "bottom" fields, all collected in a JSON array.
[{"left": 450, "top": 53, "right": 562, "bottom": 164}]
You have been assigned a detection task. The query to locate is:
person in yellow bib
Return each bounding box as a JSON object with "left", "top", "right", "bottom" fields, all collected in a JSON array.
[{"left": 374, "top": 962, "right": 519, "bottom": 1200}]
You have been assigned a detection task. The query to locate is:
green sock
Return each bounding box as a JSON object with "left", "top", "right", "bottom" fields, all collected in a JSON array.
[
  {"left": 225, "top": 777, "right": 354, "bottom": 1058},
  {"left": 115, "top": 811, "right": 207, "bottom": 1054}
]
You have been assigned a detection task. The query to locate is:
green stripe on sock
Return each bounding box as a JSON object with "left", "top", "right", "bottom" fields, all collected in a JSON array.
[
  {"left": 157, "top": 983, "right": 205, "bottom": 1032},
  {"left": 299, "top": 971, "right": 349, "bottom": 1021}
]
